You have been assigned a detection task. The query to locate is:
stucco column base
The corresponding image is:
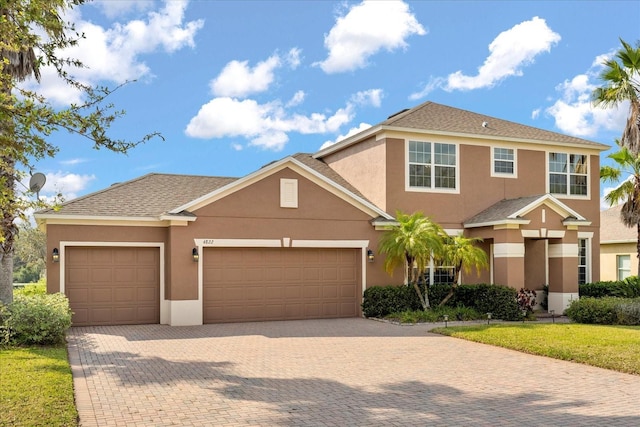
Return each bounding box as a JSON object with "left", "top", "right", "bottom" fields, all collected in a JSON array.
[
  {"left": 548, "top": 292, "right": 579, "bottom": 315},
  {"left": 162, "top": 300, "right": 203, "bottom": 326}
]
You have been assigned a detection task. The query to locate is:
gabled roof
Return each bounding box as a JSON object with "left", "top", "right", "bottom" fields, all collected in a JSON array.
[
  {"left": 35, "top": 154, "right": 393, "bottom": 223},
  {"left": 169, "top": 153, "right": 393, "bottom": 220},
  {"left": 314, "top": 101, "right": 609, "bottom": 158},
  {"left": 464, "top": 194, "right": 589, "bottom": 228},
  {"left": 601, "top": 204, "right": 635, "bottom": 243}
]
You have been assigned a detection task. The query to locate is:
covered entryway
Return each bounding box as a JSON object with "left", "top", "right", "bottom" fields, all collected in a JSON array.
[
  {"left": 65, "top": 247, "right": 160, "bottom": 326},
  {"left": 203, "top": 247, "right": 360, "bottom": 323}
]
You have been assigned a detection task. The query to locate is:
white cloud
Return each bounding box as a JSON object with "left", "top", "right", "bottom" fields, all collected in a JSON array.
[
  {"left": 544, "top": 51, "right": 628, "bottom": 137},
  {"left": 43, "top": 172, "right": 96, "bottom": 200},
  {"left": 531, "top": 108, "right": 541, "bottom": 119},
  {"left": 185, "top": 97, "right": 356, "bottom": 151},
  {"left": 410, "top": 17, "right": 560, "bottom": 98},
  {"left": 286, "top": 48, "right": 302, "bottom": 69},
  {"left": 316, "top": 0, "right": 426, "bottom": 74},
  {"left": 319, "top": 123, "right": 372, "bottom": 150},
  {"left": 59, "top": 158, "right": 88, "bottom": 166},
  {"left": 210, "top": 55, "right": 282, "bottom": 98},
  {"left": 286, "top": 91, "right": 306, "bottom": 107},
  {"left": 351, "top": 89, "right": 383, "bottom": 107},
  {"left": 23, "top": 1, "right": 204, "bottom": 105}
]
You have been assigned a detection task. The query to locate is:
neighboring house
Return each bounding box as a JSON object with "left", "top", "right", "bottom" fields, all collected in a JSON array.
[
  {"left": 35, "top": 101, "right": 609, "bottom": 326},
  {"left": 600, "top": 204, "right": 638, "bottom": 281}
]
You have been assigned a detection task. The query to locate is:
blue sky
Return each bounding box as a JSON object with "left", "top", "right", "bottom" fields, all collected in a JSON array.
[{"left": 21, "top": 0, "right": 640, "bottom": 210}]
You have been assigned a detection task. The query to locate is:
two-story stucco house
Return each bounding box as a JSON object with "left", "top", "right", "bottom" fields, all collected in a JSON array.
[{"left": 35, "top": 101, "right": 609, "bottom": 326}]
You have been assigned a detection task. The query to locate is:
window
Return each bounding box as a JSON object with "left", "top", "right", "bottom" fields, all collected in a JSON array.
[
  {"left": 408, "top": 141, "right": 457, "bottom": 190},
  {"left": 578, "top": 238, "right": 588, "bottom": 285},
  {"left": 617, "top": 255, "right": 631, "bottom": 281},
  {"left": 549, "top": 152, "right": 588, "bottom": 196},
  {"left": 492, "top": 147, "right": 516, "bottom": 176},
  {"left": 419, "top": 267, "right": 456, "bottom": 285}
]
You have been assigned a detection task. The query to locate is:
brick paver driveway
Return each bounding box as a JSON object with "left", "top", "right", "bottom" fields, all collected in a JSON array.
[{"left": 67, "top": 319, "right": 640, "bottom": 426}]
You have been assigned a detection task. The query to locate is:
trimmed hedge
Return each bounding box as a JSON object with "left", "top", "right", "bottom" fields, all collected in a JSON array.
[
  {"left": 580, "top": 277, "right": 640, "bottom": 299},
  {"left": 565, "top": 297, "right": 640, "bottom": 325},
  {"left": 362, "top": 283, "right": 521, "bottom": 320}
]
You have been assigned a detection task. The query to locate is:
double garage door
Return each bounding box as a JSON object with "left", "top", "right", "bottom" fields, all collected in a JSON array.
[
  {"left": 65, "top": 247, "right": 160, "bottom": 326},
  {"left": 203, "top": 247, "right": 360, "bottom": 323}
]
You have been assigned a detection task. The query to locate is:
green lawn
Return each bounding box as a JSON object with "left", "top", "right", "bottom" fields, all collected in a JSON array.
[
  {"left": 432, "top": 323, "right": 640, "bottom": 375},
  {"left": 0, "top": 346, "right": 78, "bottom": 427}
]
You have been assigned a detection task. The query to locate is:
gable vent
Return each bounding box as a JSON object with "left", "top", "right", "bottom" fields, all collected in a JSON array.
[{"left": 280, "top": 178, "right": 298, "bottom": 208}]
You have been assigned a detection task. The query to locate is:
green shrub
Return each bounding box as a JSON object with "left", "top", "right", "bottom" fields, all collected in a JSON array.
[
  {"left": 580, "top": 278, "right": 640, "bottom": 299},
  {"left": 13, "top": 281, "right": 46, "bottom": 297},
  {"left": 362, "top": 285, "right": 421, "bottom": 317},
  {"left": 615, "top": 300, "right": 640, "bottom": 325},
  {"left": 453, "top": 284, "right": 520, "bottom": 320},
  {"left": 3, "top": 293, "right": 72, "bottom": 346},
  {"left": 565, "top": 297, "right": 622, "bottom": 324}
]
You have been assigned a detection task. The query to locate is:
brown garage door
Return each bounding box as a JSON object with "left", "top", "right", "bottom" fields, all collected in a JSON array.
[
  {"left": 203, "top": 248, "right": 360, "bottom": 323},
  {"left": 65, "top": 247, "right": 160, "bottom": 326}
]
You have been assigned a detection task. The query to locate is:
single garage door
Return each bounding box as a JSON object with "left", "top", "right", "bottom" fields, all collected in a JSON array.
[
  {"left": 203, "top": 247, "right": 360, "bottom": 323},
  {"left": 65, "top": 247, "right": 160, "bottom": 326}
]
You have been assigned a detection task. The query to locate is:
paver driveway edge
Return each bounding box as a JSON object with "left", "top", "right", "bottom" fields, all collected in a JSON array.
[{"left": 68, "top": 339, "right": 98, "bottom": 427}]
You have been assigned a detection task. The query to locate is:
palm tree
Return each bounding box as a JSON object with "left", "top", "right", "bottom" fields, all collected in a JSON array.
[
  {"left": 601, "top": 140, "right": 640, "bottom": 273},
  {"left": 378, "top": 211, "right": 445, "bottom": 310},
  {"left": 592, "top": 38, "right": 640, "bottom": 154},
  {"left": 437, "top": 234, "right": 488, "bottom": 307}
]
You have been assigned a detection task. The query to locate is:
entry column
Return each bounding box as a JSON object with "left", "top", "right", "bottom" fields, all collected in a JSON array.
[
  {"left": 548, "top": 232, "right": 579, "bottom": 314},
  {"left": 492, "top": 229, "right": 525, "bottom": 290}
]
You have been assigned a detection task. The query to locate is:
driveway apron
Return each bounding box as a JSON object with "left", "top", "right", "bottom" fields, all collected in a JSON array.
[{"left": 67, "top": 318, "right": 640, "bottom": 426}]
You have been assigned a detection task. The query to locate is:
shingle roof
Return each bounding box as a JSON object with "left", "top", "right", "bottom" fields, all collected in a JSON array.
[
  {"left": 601, "top": 204, "right": 635, "bottom": 243},
  {"left": 37, "top": 173, "right": 237, "bottom": 217},
  {"left": 382, "top": 101, "right": 608, "bottom": 148},
  {"left": 464, "top": 195, "right": 544, "bottom": 225}
]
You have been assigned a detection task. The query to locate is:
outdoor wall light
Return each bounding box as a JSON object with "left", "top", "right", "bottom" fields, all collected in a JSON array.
[
  {"left": 367, "top": 249, "right": 374, "bottom": 263},
  {"left": 52, "top": 248, "right": 60, "bottom": 263},
  {"left": 192, "top": 247, "right": 199, "bottom": 262}
]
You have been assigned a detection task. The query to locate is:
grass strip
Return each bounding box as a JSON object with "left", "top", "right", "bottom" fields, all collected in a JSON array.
[
  {"left": 432, "top": 323, "right": 640, "bottom": 375},
  {"left": 0, "top": 346, "right": 78, "bottom": 426}
]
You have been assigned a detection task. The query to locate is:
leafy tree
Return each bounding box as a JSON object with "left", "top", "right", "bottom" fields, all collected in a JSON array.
[
  {"left": 0, "top": 0, "right": 161, "bottom": 304},
  {"left": 592, "top": 38, "right": 640, "bottom": 154},
  {"left": 601, "top": 141, "right": 640, "bottom": 273},
  {"left": 437, "top": 234, "right": 488, "bottom": 307},
  {"left": 13, "top": 222, "right": 46, "bottom": 283},
  {"left": 378, "top": 211, "right": 445, "bottom": 310}
]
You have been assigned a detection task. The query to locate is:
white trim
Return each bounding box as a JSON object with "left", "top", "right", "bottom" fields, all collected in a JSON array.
[
  {"left": 489, "top": 244, "right": 494, "bottom": 284},
  {"left": 443, "top": 228, "right": 464, "bottom": 236},
  {"left": 57, "top": 241, "right": 167, "bottom": 324},
  {"left": 493, "top": 243, "right": 525, "bottom": 258},
  {"left": 544, "top": 239, "right": 549, "bottom": 286},
  {"left": 578, "top": 237, "right": 592, "bottom": 284},
  {"left": 547, "top": 230, "right": 566, "bottom": 238},
  {"left": 578, "top": 231, "right": 594, "bottom": 239},
  {"left": 548, "top": 243, "right": 578, "bottom": 258},
  {"left": 465, "top": 219, "right": 530, "bottom": 228},
  {"left": 490, "top": 146, "right": 518, "bottom": 178},
  {"left": 521, "top": 230, "right": 540, "bottom": 238},
  {"left": 509, "top": 194, "right": 587, "bottom": 221},
  {"left": 405, "top": 139, "right": 460, "bottom": 194}
]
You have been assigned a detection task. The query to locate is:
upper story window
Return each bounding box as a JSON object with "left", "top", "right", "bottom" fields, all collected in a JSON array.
[
  {"left": 549, "top": 152, "right": 588, "bottom": 196},
  {"left": 408, "top": 141, "right": 457, "bottom": 191},
  {"left": 492, "top": 147, "right": 516, "bottom": 177}
]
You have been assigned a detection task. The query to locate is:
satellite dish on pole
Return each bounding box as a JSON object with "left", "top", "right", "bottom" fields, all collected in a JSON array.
[{"left": 29, "top": 172, "right": 46, "bottom": 198}]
